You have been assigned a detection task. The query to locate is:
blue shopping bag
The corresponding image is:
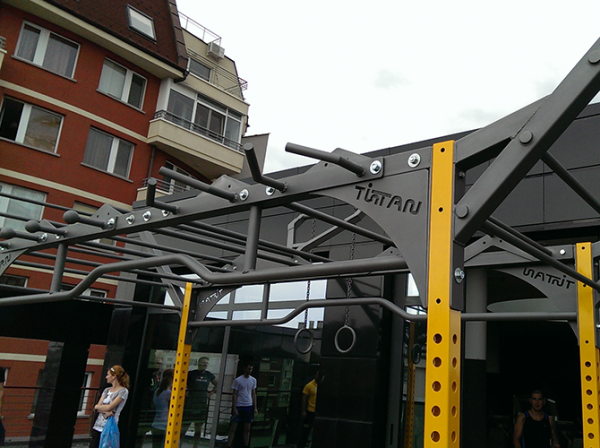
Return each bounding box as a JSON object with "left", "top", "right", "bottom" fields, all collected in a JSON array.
[{"left": 99, "top": 416, "right": 120, "bottom": 448}]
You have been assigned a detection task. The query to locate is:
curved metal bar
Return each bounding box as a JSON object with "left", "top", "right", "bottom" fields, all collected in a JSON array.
[
  {"left": 334, "top": 325, "right": 357, "bottom": 353},
  {"left": 294, "top": 327, "right": 315, "bottom": 354},
  {"left": 0, "top": 254, "right": 408, "bottom": 307}
]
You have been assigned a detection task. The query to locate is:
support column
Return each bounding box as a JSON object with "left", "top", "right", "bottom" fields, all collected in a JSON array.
[
  {"left": 575, "top": 243, "right": 600, "bottom": 448},
  {"left": 424, "top": 141, "right": 462, "bottom": 448},
  {"left": 462, "top": 267, "right": 487, "bottom": 447},
  {"left": 165, "top": 283, "right": 193, "bottom": 447},
  {"left": 28, "top": 339, "right": 90, "bottom": 448}
]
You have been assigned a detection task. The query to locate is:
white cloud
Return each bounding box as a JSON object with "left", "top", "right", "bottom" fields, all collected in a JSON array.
[{"left": 176, "top": 0, "right": 600, "bottom": 174}]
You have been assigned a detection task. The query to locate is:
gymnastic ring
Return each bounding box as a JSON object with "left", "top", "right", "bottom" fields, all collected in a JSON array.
[
  {"left": 294, "top": 327, "right": 315, "bottom": 354},
  {"left": 334, "top": 325, "right": 356, "bottom": 353}
]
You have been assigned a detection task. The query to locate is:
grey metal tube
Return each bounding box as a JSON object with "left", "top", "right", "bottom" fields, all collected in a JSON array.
[
  {"left": 487, "top": 216, "right": 552, "bottom": 256},
  {"left": 285, "top": 143, "right": 365, "bottom": 176},
  {"left": 183, "top": 222, "right": 331, "bottom": 263},
  {"left": 288, "top": 202, "right": 395, "bottom": 247},
  {"left": 0, "top": 254, "right": 407, "bottom": 307},
  {"left": 542, "top": 152, "right": 600, "bottom": 215},
  {"left": 190, "top": 297, "right": 577, "bottom": 328},
  {"left": 50, "top": 243, "right": 67, "bottom": 292},
  {"left": 482, "top": 220, "right": 600, "bottom": 292},
  {"left": 244, "top": 206, "right": 261, "bottom": 271}
]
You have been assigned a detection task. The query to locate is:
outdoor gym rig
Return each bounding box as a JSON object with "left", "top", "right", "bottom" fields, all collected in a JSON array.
[{"left": 3, "top": 36, "right": 600, "bottom": 448}]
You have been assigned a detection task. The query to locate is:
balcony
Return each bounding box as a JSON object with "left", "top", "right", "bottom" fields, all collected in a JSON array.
[{"left": 147, "top": 110, "right": 245, "bottom": 180}]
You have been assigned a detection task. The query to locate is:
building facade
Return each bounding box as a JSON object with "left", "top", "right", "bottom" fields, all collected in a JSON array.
[{"left": 0, "top": 0, "right": 252, "bottom": 445}]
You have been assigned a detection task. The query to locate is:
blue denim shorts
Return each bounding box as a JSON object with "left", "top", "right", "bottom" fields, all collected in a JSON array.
[{"left": 231, "top": 406, "right": 254, "bottom": 423}]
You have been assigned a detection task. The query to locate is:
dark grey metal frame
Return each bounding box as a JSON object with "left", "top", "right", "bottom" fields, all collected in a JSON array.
[{"left": 2, "top": 36, "right": 600, "bottom": 336}]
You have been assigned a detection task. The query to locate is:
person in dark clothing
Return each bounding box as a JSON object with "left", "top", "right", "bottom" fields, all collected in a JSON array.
[{"left": 513, "top": 390, "right": 560, "bottom": 448}]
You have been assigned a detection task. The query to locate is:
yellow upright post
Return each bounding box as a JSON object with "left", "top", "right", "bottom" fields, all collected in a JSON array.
[
  {"left": 424, "top": 141, "right": 461, "bottom": 448},
  {"left": 164, "top": 282, "right": 193, "bottom": 447},
  {"left": 575, "top": 243, "right": 600, "bottom": 448}
]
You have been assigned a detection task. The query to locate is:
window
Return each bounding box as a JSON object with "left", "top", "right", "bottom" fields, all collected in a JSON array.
[
  {"left": 127, "top": 6, "right": 156, "bottom": 40},
  {"left": 98, "top": 59, "right": 146, "bottom": 109},
  {"left": 83, "top": 128, "right": 133, "bottom": 177},
  {"left": 0, "top": 274, "right": 27, "bottom": 287},
  {"left": 15, "top": 22, "right": 79, "bottom": 78},
  {"left": 78, "top": 372, "right": 93, "bottom": 416},
  {"left": 189, "top": 59, "right": 211, "bottom": 82},
  {"left": 0, "top": 98, "right": 63, "bottom": 153},
  {"left": 0, "top": 182, "right": 46, "bottom": 232},
  {"left": 166, "top": 90, "right": 243, "bottom": 149}
]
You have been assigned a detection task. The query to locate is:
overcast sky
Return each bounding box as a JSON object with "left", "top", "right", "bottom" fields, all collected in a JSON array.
[{"left": 176, "top": 0, "right": 600, "bottom": 174}]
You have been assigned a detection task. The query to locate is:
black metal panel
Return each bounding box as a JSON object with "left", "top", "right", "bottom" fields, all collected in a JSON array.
[
  {"left": 493, "top": 177, "right": 544, "bottom": 227},
  {"left": 545, "top": 167, "right": 600, "bottom": 223}
]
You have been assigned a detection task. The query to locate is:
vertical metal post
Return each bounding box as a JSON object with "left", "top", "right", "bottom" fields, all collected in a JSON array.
[
  {"left": 244, "top": 206, "right": 262, "bottom": 272},
  {"left": 575, "top": 243, "right": 600, "bottom": 448},
  {"left": 403, "top": 322, "right": 417, "bottom": 448},
  {"left": 424, "top": 141, "right": 461, "bottom": 448},
  {"left": 165, "top": 283, "right": 193, "bottom": 447},
  {"left": 50, "top": 243, "right": 67, "bottom": 292}
]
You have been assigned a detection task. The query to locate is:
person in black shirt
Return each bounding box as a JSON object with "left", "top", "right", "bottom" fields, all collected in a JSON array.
[
  {"left": 184, "top": 357, "right": 218, "bottom": 447},
  {"left": 513, "top": 390, "right": 560, "bottom": 448}
]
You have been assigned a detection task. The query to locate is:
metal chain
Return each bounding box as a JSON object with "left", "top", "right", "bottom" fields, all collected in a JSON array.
[
  {"left": 344, "top": 233, "right": 356, "bottom": 326},
  {"left": 304, "top": 218, "right": 316, "bottom": 327}
]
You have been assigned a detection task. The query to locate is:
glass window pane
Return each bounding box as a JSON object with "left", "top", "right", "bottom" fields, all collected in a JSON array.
[
  {"left": 23, "top": 106, "right": 61, "bottom": 152},
  {"left": 224, "top": 118, "right": 241, "bottom": 147},
  {"left": 189, "top": 59, "right": 210, "bottom": 81},
  {"left": 209, "top": 111, "right": 224, "bottom": 136},
  {"left": 0, "top": 99, "right": 24, "bottom": 142},
  {"left": 83, "top": 129, "right": 112, "bottom": 171},
  {"left": 194, "top": 103, "right": 210, "bottom": 130},
  {"left": 113, "top": 140, "right": 132, "bottom": 177},
  {"left": 43, "top": 33, "right": 78, "bottom": 78},
  {"left": 127, "top": 74, "right": 146, "bottom": 108},
  {"left": 234, "top": 285, "right": 264, "bottom": 303},
  {"left": 99, "top": 60, "right": 126, "bottom": 99},
  {"left": 16, "top": 24, "right": 40, "bottom": 62},
  {"left": 0, "top": 183, "right": 45, "bottom": 232},
  {"left": 167, "top": 90, "right": 194, "bottom": 122},
  {"left": 128, "top": 7, "right": 156, "bottom": 39}
]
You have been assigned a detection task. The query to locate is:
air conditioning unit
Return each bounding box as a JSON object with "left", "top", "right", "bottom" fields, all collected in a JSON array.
[{"left": 208, "top": 42, "right": 225, "bottom": 60}]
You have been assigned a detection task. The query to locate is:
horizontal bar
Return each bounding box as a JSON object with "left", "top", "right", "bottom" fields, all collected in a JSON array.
[{"left": 286, "top": 143, "right": 365, "bottom": 176}]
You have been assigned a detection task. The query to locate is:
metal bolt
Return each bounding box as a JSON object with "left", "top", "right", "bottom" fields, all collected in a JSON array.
[
  {"left": 265, "top": 186, "right": 275, "bottom": 196},
  {"left": 143, "top": 211, "right": 152, "bottom": 221},
  {"left": 370, "top": 160, "right": 382, "bottom": 174},
  {"left": 162, "top": 210, "right": 170, "bottom": 217},
  {"left": 239, "top": 189, "right": 249, "bottom": 201},
  {"left": 455, "top": 205, "right": 469, "bottom": 219},
  {"left": 408, "top": 153, "right": 421, "bottom": 168},
  {"left": 589, "top": 51, "right": 600, "bottom": 64},
  {"left": 560, "top": 249, "right": 566, "bottom": 255},
  {"left": 40, "top": 233, "right": 48, "bottom": 242},
  {"left": 126, "top": 215, "right": 135, "bottom": 225},
  {"left": 519, "top": 131, "right": 533, "bottom": 145},
  {"left": 106, "top": 218, "right": 115, "bottom": 227},
  {"left": 454, "top": 268, "right": 465, "bottom": 284}
]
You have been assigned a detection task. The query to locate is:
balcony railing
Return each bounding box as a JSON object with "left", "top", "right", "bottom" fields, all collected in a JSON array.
[
  {"left": 141, "top": 177, "right": 189, "bottom": 195},
  {"left": 153, "top": 110, "right": 244, "bottom": 153},
  {"left": 187, "top": 50, "right": 248, "bottom": 98}
]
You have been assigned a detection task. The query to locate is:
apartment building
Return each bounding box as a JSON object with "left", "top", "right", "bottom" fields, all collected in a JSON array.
[{"left": 0, "top": 0, "right": 251, "bottom": 445}]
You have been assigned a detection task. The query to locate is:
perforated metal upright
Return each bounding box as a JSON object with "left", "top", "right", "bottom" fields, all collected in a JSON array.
[
  {"left": 424, "top": 141, "right": 462, "bottom": 447},
  {"left": 165, "top": 282, "right": 193, "bottom": 447},
  {"left": 576, "top": 243, "right": 600, "bottom": 448}
]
